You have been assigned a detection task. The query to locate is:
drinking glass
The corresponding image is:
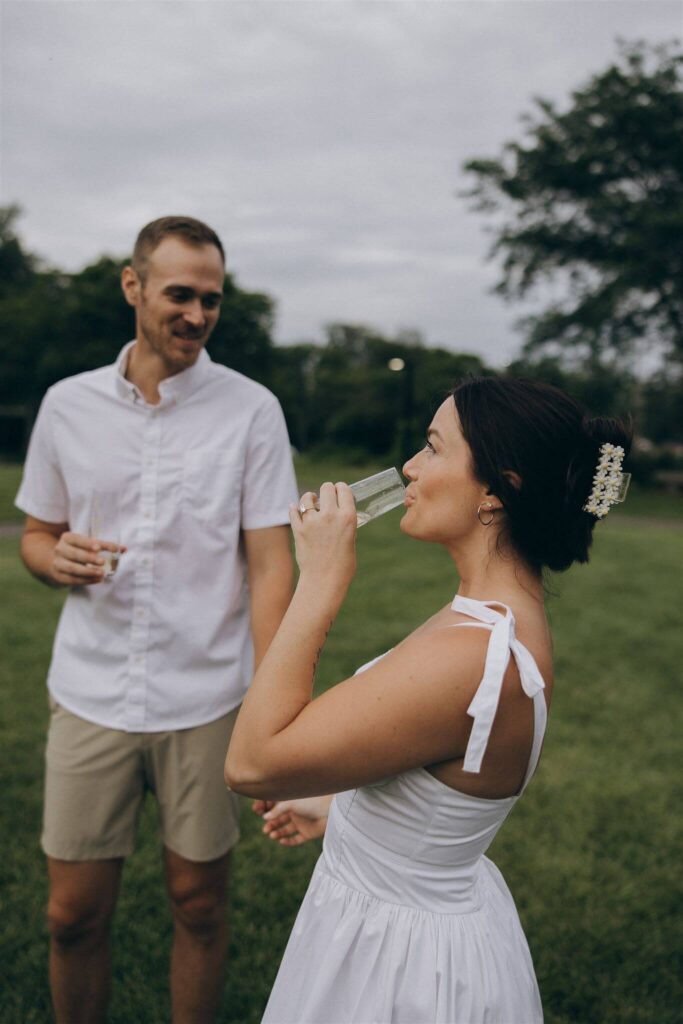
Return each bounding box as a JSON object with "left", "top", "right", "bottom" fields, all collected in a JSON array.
[
  {"left": 306, "top": 468, "right": 406, "bottom": 527},
  {"left": 350, "top": 467, "right": 406, "bottom": 526},
  {"left": 89, "top": 493, "right": 122, "bottom": 580}
]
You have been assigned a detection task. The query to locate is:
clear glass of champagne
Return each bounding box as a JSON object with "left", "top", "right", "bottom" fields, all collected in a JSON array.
[
  {"left": 89, "top": 493, "right": 122, "bottom": 580},
  {"left": 305, "top": 468, "right": 406, "bottom": 527},
  {"left": 350, "top": 468, "right": 406, "bottom": 526}
]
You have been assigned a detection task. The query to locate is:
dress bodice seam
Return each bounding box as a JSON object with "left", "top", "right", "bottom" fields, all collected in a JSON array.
[
  {"left": 414, "top": 765, "right": 518, "bottom": 805},
  {"left": 315, "top": 861, "right": 488, "bottom": 918}
]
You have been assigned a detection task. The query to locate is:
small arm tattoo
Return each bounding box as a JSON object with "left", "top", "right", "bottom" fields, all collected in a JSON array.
[{"left": 312, "top": 620, "right": 333, "bottom": 676}]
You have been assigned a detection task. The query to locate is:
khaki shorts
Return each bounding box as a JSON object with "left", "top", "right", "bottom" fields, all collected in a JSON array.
[{"left": 42, "top": 699, "right": 241, "bottom": 863}]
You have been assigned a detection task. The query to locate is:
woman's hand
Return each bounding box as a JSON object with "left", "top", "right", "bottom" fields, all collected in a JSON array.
[
  {"left": 252, "top": 796, "right": 332, "bottom": 846},
  {"left": 291, "top": 481, "right": 357, "bottom": 595}
]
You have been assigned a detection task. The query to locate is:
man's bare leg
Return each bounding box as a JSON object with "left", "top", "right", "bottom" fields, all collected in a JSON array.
[
  {"left": 165, "top": 847, "right": 231, "bottom": 1024},
  {"left": 47, "top": 857, "right": 123, "bottom": 1024}
]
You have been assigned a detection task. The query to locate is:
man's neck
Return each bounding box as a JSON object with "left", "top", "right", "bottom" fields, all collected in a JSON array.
[{"left": 125, "top": 341, "right": 173, "bottom": 405}]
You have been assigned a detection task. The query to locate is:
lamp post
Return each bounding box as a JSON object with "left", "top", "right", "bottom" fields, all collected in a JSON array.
[{"left": 388, "top": 356, "right": 415, "bottom": 464}]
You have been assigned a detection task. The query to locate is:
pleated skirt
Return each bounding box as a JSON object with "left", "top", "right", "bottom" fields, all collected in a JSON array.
[{"left": 262, "top": 855, "right": 543, "bottom": 1024}]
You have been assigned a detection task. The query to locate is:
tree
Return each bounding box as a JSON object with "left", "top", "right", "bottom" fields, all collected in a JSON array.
[
  {"left": 285, "top": 323, "right": 491, "bottom": 460},
  {"left": 0, "top": 205, "right": 36, "bottom": 296},
  {"left": 462, "top": 40, "right": 683, "bottom": 366},
  {"left": 639, "top": 370, "right": 683, "bottom": 444},
  {"left": 208, "top": 275, "right": 275, "bottom": 385}
]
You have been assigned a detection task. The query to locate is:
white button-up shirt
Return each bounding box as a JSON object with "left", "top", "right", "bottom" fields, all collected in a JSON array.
[{"left": 16, "top": 342, "right": 298, "bottom": 732}]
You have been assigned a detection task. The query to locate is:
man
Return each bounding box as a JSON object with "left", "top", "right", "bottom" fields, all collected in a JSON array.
[{"left": 16, "top": 216, "right": 298, "bottom": 1023}]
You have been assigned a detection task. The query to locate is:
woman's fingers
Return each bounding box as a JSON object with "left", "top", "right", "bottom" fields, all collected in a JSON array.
[
  {"left": 295, "top": 483, "right": 355, "bottom": 520},
  {"left": 335, "top": 481, "right": 356, "bottom": 516},
  {"left": 277, "top": 833, "right": 307, "bottom": 847},
  {"left": 299, "top": 491, "right": 319, "bottom": 513},
  {"left": 262, "top": 811, "right": 292, "bottom": 832},
  {"left": 266, "top": 822, "right": 306, "bottom": 845},
  {"left": 262, "top": 801, "right": 292, "bottom": 821},
  {"left": 299, "top": 482, "right": 354, "bottom": 519},
  {"left": 251, "top": 799, "right": 275, "bottom": 816},
  {"left": 317, "top": 481, "right": 338, "bottom": 511}
]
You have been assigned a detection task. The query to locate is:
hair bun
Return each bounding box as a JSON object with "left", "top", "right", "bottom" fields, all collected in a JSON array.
[
  {"left": 581, "top": 414, "right": 633, "bottom": 450},
  {"left": 452, "top": 377, "right": 633, "bottom": 573}
]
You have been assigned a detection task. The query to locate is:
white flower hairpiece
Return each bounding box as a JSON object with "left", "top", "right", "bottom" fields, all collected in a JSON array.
[{"left": 583, "top": 442, "right": 630, "bottom": 519}]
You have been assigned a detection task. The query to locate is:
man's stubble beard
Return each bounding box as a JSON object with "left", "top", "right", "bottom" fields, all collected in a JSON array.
[{"left": 137, "top": 306, "right": 203, "bottom": 375}]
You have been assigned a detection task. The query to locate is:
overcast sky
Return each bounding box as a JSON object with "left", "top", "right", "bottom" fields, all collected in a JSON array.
[{"left": 2, "top": 0, "right": 681, "bottom": 366}]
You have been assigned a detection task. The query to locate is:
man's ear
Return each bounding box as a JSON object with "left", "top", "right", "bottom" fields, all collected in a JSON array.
[{"left": 121, "top": 265, "right": 140, "bottom": 308}]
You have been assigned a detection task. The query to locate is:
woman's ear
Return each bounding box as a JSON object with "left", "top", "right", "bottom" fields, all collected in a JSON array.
[
  {"left": 483, "top": 471, "right": 522, "bottom": 511},
  {"left": 502, "top": 470, "right": 522, "bottom": 492},
  {"left": 481, "top": 491, "right": 504, "bottom": 512}
]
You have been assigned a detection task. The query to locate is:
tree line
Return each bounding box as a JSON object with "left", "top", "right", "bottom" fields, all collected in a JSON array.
[{"left": 0, "top": 203, "right": 680, "bottom": 480}]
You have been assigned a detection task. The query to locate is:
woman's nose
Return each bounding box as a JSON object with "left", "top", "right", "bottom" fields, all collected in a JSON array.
[{"left": 402, "top": 457, "right": 416, "bottom": 480}]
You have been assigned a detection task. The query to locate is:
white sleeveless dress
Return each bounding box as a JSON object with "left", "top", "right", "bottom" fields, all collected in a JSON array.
[{"left": 262, "top": 597, "right": 547, "bottom": 1024}]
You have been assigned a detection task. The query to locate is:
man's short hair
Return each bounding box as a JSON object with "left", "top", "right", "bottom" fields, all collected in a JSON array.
[{"left": 132, "top": 216, "right": 225, "bottom": 282}]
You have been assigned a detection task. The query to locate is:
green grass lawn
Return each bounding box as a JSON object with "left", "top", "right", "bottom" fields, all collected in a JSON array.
[
  {"left": 1, "top": 460, "right": 681, "bottom": 1023},
  {"left": 0, "top": 463, "right": 24, "bottom": 523}
]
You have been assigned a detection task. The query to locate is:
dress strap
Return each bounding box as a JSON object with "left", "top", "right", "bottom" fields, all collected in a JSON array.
[{"left": 450, "top": 597, "right": 547, "bottom": 784}]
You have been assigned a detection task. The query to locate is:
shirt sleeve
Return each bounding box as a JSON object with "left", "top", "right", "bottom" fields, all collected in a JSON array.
[
  {"left": 241, "top": 393, "right": 299, "bottom": 530},
  {"left": 15, "top": 389, "right": 70, "bottom": 524}
]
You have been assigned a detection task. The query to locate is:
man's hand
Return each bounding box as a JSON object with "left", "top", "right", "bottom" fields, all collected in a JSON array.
[
  {"left": 52, "top": 531, "right": 122, "bottom": 586},
  {"left": 252, "top": 796, "right": 332, "bottom": 846},
  {"left": 20, "top": 516, "right": 126, "bottom": 588}
]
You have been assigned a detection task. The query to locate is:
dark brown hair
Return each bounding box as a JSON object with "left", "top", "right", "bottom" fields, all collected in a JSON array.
[
  {"left": 131, "top": 216, "right": 225, "bottom": 282},
  {"left": 451, "top": 376, "right": 633, "bottom": 573}
]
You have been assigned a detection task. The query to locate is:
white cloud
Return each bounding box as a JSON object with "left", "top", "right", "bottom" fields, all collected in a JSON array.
[{"left": 1, "top": 0, "right": 680, "bottom": 365}]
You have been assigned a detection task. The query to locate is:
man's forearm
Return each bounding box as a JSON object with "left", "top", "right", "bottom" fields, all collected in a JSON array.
[
  {"left": 249, "top": 568, "right": 294, "bottom": 668},
  {"left": 20, "top": 530, "right": 62, "bottom": 587},
  {"left": 243, "top": 524, "right": 295, "bottom": 668}
]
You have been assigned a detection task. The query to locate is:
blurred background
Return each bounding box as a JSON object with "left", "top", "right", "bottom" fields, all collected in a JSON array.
[
  {"left": 1, "top": 2, "right": 681, "bottom": 1022},
  {"left": 1, "top": 0, "right": 682, "bottom": 478}
]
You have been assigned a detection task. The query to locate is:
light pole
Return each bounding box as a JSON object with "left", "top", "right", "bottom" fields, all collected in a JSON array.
[{"left": 388, "top": 356, "right": 415, "bottom": 464}]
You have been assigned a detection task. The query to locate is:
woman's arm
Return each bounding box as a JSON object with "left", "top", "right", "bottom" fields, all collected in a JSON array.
[{"left": 225, "top": 483, "right": 490, "bottom": 800}]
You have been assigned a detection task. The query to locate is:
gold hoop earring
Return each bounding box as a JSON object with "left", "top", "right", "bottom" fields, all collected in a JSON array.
[{"left": 477, "top": 503, "right": 495, "bottom": 527}]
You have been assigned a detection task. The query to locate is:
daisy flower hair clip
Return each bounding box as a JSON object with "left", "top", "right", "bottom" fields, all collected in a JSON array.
[{"left": 583, "top": 442, "right": 631, "bottom": 519}]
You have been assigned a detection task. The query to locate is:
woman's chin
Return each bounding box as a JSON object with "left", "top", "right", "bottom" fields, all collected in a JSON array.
[{"left": 399, "top": 510, "right": 414, "bottom": 535}]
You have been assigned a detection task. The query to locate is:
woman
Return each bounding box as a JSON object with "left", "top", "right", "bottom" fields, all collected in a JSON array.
[{"left": 225, "top": 376, "right": 631, "bottom": 1024}]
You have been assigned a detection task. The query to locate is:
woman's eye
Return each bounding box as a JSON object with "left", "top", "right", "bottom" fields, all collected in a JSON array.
[{"left": 424, "top": 440, "right": 435, "bottom": 453}]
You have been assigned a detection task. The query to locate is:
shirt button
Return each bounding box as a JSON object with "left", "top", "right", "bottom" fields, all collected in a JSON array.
[
  {"left": 142, "top": 558, "right": 150, "bottom": 567},
  {"left": 143, "top": 511, "right": 152, "bottom": 519}
]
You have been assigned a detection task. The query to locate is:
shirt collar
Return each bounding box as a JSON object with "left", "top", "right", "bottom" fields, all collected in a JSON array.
[{"left": 114, "top": 340, "right": 213, "bottom": 405}]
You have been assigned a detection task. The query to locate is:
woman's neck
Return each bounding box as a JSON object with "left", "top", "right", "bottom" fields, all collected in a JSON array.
[{"left": 447, "top": 536, "right": 544, "bottom": 609}]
